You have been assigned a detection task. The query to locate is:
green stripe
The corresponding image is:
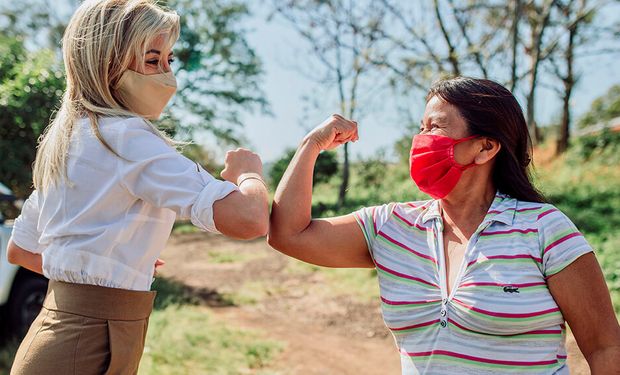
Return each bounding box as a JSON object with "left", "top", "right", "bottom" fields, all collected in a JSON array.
[
  {"left": 453, "top": 304, "right": 562, "bottom": 323},
  {"left": 449, "top": 322, "right": 562, "bottom": 341},
  {"left": 458, "top": 285, "right": 547, "bottom": 294},
  {"left": 406, "top": 354, "right": 559, "bottom": 371},
  {"left": 376, "top": 235, "right": 436, "bottom": 267},
  {"left": 478, "top": 232, "right": 538, "bottom": 241},
  {"left": 545, "top": 228, "right": 579, "bottom": 248},
  {"left": 392, "top": 214, "right": 428, "bottom": 234},
  {"left": 391, "top": 323, "right": 437, "bottom": 336},
  {"left": 377, "top": 268, "right": 437, "bottom": 289},
  {"left": 382, "top": 300, "right": 440, "bottom": 311}
]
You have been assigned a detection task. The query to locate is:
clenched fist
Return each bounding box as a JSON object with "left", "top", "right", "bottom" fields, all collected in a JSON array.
[
  {"left": 304, "top": 114, "right": 359, "bottom": 152},
  {"left": 221, "top": 148, "right": 263, "bottom": 184}
]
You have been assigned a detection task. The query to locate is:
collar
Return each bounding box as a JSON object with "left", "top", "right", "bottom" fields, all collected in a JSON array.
[{"left": 421, "top": 192, "right": 516, "bottom": 226}]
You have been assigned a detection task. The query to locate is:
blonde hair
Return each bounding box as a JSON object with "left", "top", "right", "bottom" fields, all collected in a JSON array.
[{"left": 33, "top": 0, "right": 180, "bottom": 191}]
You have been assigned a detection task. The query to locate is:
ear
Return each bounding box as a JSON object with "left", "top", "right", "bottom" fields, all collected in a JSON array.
[{"left": 474, "top": 137, "right": 501, "bottom": 165}]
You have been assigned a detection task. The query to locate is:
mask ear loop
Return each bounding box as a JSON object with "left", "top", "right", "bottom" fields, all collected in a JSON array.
[{"left": 450, "top": 135, "right": 481, "bottom": 170}]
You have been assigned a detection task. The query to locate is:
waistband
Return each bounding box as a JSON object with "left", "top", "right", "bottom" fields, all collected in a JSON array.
[{"left": 43, "top": 280, "right": 156, "bottom": 321}]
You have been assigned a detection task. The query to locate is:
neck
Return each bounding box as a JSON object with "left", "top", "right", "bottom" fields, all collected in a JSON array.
[{"left": 440, "top": 175, "right": 496, "bottom": 236}]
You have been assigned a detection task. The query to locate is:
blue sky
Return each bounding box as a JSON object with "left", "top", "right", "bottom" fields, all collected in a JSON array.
[{"left": 236, "top": 4, "right": 620, "bottom": 163}]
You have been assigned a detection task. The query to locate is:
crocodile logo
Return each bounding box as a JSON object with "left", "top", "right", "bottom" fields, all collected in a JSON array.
[{"left": 503, "top": 286, "right": 519, "bottom": 293}]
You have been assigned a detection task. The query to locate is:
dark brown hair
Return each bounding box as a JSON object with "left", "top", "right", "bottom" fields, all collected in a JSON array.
[{"left": 427, "top": 77, "right": 546, "bottom": 203}]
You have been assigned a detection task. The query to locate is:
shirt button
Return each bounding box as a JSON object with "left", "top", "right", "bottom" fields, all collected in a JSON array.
[
  {"left": 442, "top": 298, "right": 448, "bottom": 305},
  {"left": 440, "top": 320, "right": 447, "bottom": 328},
  {"left": 440, "top": 309, "right": 447, "bottom": 317}
]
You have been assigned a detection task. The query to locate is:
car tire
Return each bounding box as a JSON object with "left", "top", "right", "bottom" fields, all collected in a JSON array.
[{"left": 7, "top": 274, "right": 48, "bottom": 337}]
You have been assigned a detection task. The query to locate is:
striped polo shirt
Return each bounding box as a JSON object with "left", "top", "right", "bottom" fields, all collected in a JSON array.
[{"left": 354, "top": 192, "right": 593, "bottom": 374}]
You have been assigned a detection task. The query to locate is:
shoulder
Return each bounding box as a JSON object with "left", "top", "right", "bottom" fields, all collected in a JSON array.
[
  {"left": 97, "top": 117, "right": 175, "bottom": 159},
  {"left": 356, "top": 200, "right": 433, "bottom": 227}
]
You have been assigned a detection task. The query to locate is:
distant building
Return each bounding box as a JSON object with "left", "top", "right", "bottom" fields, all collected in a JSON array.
[{"left": 575, "top": 116, "right": 620, "bottom": 137}]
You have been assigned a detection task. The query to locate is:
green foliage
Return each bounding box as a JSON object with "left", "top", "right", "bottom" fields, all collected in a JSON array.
[
  {"left": 0, "top": 35, "right": 65, "bottom": 196},
  {"left": 578, "top": 85, "right": 620, "bottom": 128},
  {"left": 573, "top": 128, "right": 620, "bottom": 163},
  {"left": 268, "top": 148, "right": 338, "bottom": 188},
  {"left": 165, "top": 0, "right": 268, "bottom": 144}
]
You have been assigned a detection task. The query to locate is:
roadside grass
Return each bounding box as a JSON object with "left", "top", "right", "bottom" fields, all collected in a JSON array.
[
  {"left": 0, "top": 278, "right": 283, "bottom": 375},
  {"left": 285, "top": 260, "right": 379, "bottom": 303},
  {"left": 142, "top": 278, "right": 282, "bottom": 374}
]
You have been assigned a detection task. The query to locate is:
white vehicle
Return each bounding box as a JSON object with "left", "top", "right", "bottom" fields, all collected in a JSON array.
[{"left": 0, "top": 183, "right": 48, "bottom": 336}]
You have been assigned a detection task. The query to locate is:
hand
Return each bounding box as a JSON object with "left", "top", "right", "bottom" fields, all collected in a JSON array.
[
  {"left": 154, "top": 258, "right": 165, "bottom": 276},
  {"left": 304, "top": 114, "right": 359, "bottom": 151},
  {"left": 221, "top": 148, "right": 264, "bottom": 184}
]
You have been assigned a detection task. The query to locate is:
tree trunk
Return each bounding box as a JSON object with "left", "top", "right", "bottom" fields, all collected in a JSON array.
[
  {"left": 510, "top": 0, "right": 521, "bottom": 92},
  {"left": 556, "top": 21, "right": 577, "bottom": 155},
  {"left": 337, "top": 142, "right": 349, "bottom": 207}
]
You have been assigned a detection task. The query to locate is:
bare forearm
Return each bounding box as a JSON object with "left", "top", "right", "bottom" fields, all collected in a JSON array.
[
  {"left": 588, "top": 346, "right": 620, "bottom": 374},
  {"left": 271, "top": 138, "right": 321, "bottom": 238},
  {"left": 7, "top": 240, "right": 43, "bottom": 275}
]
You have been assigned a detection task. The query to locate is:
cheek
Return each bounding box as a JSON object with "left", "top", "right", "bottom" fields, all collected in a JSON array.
[{"left": 452, "top": 142, "right": 477, "bottom": 166}]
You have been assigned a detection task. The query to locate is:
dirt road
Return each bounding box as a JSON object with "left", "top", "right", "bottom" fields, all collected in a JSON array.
[{"left": 159, "top": 232, "right": 589, "bottom": 375}]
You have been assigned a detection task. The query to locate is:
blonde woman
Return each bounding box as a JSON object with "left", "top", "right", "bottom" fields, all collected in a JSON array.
[{"left": 6, "top": 0, "right": 269, "bottom": 373}]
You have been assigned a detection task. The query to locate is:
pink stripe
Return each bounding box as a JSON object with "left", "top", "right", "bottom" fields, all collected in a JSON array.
[
  {"left": 538, "top": 208, "right": 558, "bottom": 220},
  {"left": 371, "top": 207, "right": 378, "bottom": 235},
  {"left": 381, "top": 297, "right": 441, "bottom": 306},
  {"left": 557, "top": 355, "right": 568, "bottom": 359},
  {"left": 487, "top": 206, "right": 542, "bottom": 215},
  {"left": 543, "top": 232, "right": 582, "bottom": 255},
  {"left": 401, "top": 349, "right": 557, "bottom": 366},
  {"left": 375, "top": 262, "right": 439, "bottom": 288},
  {"left": 466, "top": 254, "right": 542, "bottom": 268},
  {"left": 480, "top": 228, "right": 538, "bottom": 236},
  {"left": 393, "top": 211, "right": 429, "bottom": 232},
  {"left": 447, "top": 319, "right": 560, "bottom": 335},
  {"left": 459, "top": 281, "right": 546, "bottom": 288},
  {"left": 378, "top": 231, "right": 437, "bottom": 264},
  {"left": 452, "top": 298, "right": 559, "bottom": 318},
  {"left": 390, "top": 319, "right": 440, "bottom": 331}
]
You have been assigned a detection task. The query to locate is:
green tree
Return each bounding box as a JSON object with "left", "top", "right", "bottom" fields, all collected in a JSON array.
[
  {"left": 0, "top": 35, "right": 65, "bottom": 196},
  {"left": 0, "top": 0, "right": 268, "bottom": 145},
  {"left": 578, "top": 84, "right": 620, "bottom": 128},
  {"left": 269, "top": 149, "right": 338, "bottom": 189},
  {"left": 166, "top": 0, "right": 268, "bottom": 144}
]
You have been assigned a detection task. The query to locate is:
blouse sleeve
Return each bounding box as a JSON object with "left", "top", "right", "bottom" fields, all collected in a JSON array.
[
  {"left": 352, "top": 203, "right": 395, "bottom": 259},
  {"left": 114, "top": 118, "right": 238, "bottom": 234},
  {"left": 537, "top": 205, "right": 593, "bottom": 277},
  {"left": 10, "top": 190, "right": 45, "bottom": 253}
]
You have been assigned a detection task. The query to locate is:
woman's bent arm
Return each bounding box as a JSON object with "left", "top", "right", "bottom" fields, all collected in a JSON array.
[
  {"left": 548, "top": 253, "right": 620, "bottom": 374},
  {"left": 268, "top": 115, "right": 372, "bottom": 268}
]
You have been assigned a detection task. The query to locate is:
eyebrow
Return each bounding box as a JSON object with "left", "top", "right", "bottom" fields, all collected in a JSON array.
[{"left": 145, "top": 49, "right": 174, "bottom": 56}]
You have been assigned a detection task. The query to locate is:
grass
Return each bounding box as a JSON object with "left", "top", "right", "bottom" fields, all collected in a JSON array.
[
  {"left": 144, "top": 278, "right": 282, "bottom": 374},
  {"left": 285, "top": 260, "right": 380, "bottom": 303},
  {"left": 0, "top": 278, "right": 283, "bottom": 375}
]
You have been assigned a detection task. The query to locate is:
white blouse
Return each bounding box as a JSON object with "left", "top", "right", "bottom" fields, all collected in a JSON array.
[{"left": 10, "top": 116, "right": 238, "bottom": 291}]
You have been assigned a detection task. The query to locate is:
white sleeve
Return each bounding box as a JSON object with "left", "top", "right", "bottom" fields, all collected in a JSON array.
[
  {"left": 114, "top": 119, "right": 238, "bottom": 233},
  {"left": 10, "top": 190, "right": 45, "bottom": 253}
]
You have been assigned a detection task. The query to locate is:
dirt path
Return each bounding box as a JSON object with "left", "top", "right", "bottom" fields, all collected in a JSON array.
[{"left": 159, "top": 232, "right": 589, "bottom": 375}]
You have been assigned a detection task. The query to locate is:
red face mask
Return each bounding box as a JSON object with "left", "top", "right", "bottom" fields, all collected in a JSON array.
[{"left": 409, "top": 134, "right": 478, "bottom": 199}]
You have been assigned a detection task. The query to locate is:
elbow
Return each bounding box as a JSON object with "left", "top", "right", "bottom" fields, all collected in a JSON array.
[
  {"left": 266, "top": 228, "right": 290, "bottom": 252},
  {"left": 237, "top": 209, "right": 269, "bottom": 240},
  {"left": 7, "top": 241, "right": 20, "bottom": 265}
]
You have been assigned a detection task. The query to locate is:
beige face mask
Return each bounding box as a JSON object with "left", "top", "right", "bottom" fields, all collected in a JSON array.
[{"left": 114, "top": 70, "right": 177, "bottom": 120}]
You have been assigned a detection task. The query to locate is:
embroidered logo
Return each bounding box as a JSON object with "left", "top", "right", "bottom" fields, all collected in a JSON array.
[{"left": 503, "top": 286, "right": 519, "bottom": 293}]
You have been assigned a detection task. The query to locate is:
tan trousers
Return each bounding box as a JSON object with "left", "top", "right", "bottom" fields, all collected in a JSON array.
[{"left": 10, "top": 280, "right": 156, "bottom": 375}]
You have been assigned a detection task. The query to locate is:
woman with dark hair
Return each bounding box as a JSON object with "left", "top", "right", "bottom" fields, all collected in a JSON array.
[{"left": 268, "top": 77, "right": 620, "bottom": 374}]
